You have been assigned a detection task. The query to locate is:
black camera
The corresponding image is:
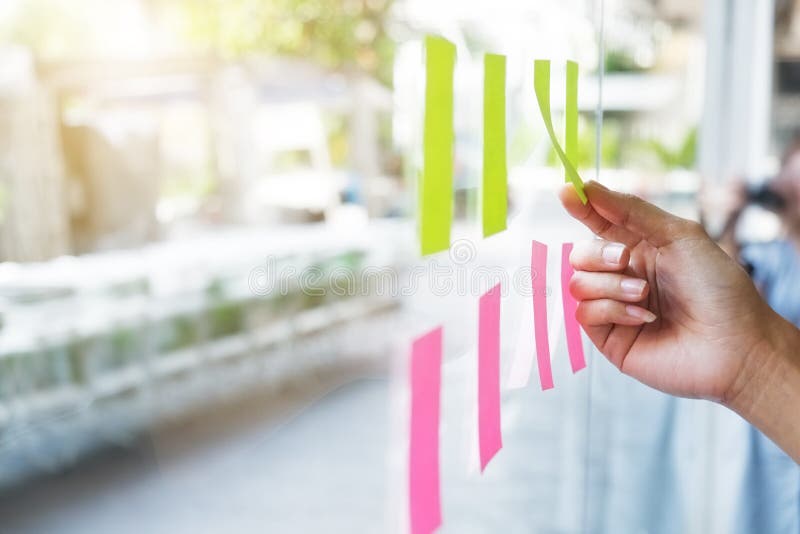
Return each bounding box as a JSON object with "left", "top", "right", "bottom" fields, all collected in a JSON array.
[{"left": 747, "top": 182, "right": 786, "bottom": 211}]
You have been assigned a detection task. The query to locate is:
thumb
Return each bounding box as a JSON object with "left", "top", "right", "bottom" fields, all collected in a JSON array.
[{"left": 585, "top": 181, "right": 703, "bottom": 247}]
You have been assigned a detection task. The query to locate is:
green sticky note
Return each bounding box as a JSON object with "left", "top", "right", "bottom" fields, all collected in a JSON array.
[
  {"left": 565, "top": 60, "right": 579, "bottom": 182},
  {"left": 420, "top": 36, "right": 456, "bottom": 255},
  {"left": 534, "top": 60, "right": 587, "bottom": 204},
  {"left": 482, "top": 53, "right": 508, "bottom": 238}
]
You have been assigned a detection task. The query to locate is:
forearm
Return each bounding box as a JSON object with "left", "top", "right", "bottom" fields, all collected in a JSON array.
[{"left": 725, "top": 311, "right": 800, "bottom": 463}]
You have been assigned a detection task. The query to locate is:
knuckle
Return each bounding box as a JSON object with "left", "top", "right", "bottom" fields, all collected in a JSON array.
[
  {"left": 596, "top": 218, "right": 614, "bottom": 238},
  {"left": 684, "top": 220, "right": 707, "bottom": 238},
  {"left": 568, "top": 246, "right": 582, "bottom": 266},
  {"left": 668, "top": 219, "right": 703, "bottom": 239},
  {"left": 568, "top": 272, "right": 585, "bottom": 297},
  {"left": 618, "top": 196, "right": 638, "bottom": 226},
  {"left": 600, "top": 299, "right": 617, "bottom": 318},
  {"left": 575, "top": 301, "right": 590, "bottom": 323}
]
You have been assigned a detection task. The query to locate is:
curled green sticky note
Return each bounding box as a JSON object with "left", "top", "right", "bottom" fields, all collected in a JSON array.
[
  {"left": 420, "top": 36, "right": 456, "bottom": 255},
  {"left": 482, "top": 53, "right": 508, "bottom": 238},
  {"left": 534, "top": 60, "right": 587, "bottom": 204}
]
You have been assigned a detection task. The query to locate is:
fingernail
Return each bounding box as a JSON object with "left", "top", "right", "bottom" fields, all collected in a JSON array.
[
  {"left": 621, "top": 278, "right": 647, "bottom": 297},
  {"left": 602, "top": 243, "right": 625, "bottom": 265},
  {"left": 626, "top": 305, "right": 657, "bottom": 323}
]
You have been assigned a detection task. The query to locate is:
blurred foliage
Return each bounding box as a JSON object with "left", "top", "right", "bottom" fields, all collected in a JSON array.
[
  {"left": 67, "top": 337, "right": 92, "bottom": 384},
  {"left": 0, "top": 0, "right": 93, "bottom": 58},
  {"left": 160, "top": 314, "right": 199, "bottom": 352},
  {"left": 161, "top": 169, "right": 218, "bottom": 199},
  {"left": 270, "top": 149, "right": 315, "bottom": 172},
  {"left": 1, "top": 0, "right": 397, "bottom": 84},
  {"left": 642, "top": 127, "right": 697, "bottom": 170},
  {"left": 110, "top": 326, "right": 140, "bottom": 369},
  {"left": 323, "top": 114, "right": 350, "bottom": 167},
  {"left": 544, "top": 120, "right": 697, "bottom": 171},
  {"left": 546, "top": 118, "right": 622, "bottom": 169},
  {"left": 208, "top": 302, "right": 245, "bottom": 339},
  {"left": 604, "top": 49, "right": 648, "bottom": 74},
  {"left": 156, "top": 0, "right": 396, "bottom": 85},
  {"left": 508, "top": 124, "right": 541, "bottom": 167}
]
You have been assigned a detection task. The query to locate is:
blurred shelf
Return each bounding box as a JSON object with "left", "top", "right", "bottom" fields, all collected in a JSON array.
[
  {"left": 0, "top": 222, "right": 410, "bottom": 487},
  {"left": 0, "top": 295, "right": 399, "bottom": 441}
]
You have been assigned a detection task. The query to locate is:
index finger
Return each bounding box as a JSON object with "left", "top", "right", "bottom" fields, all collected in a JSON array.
[
  {"left": 559, "top": 185, "right": 640, "bottom": 248},
  {"left": 584, "top": 181, "right": 700, "bottom": 247}
]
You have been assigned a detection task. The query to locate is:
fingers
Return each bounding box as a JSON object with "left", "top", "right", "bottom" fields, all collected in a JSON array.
[
  {"left": 559, "top": 185, "right": 639, "bottom": 247},
  {"left": 583, "top": 181, "right": 703, "bottom": 247},
  {"left": 569, "top": 272, "right": 649, "bottom": 302},
  {"left": 576, "top": 299, "right": 657, "bottom": 327},
  {"left": 582, "top": 323, "right": 642, "bottom": 371},
  {"left": 569, "top": 240, "right": 630, "bottom": 272}
]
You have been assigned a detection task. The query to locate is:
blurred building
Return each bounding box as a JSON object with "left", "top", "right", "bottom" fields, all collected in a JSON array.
[
  {"left": 46, "top": 57, "right": 211, "bottom": 253},
  {"left": 0, "top": 48, "right": 70, "bottom": 262},
  {"left": 0, "top": 51, "right": 393, "bottom": 262}
]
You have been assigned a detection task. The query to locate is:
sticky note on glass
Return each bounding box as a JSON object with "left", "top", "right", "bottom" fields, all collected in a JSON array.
[
  {"left": 534, "top": 60, "right": 587, "bottom": 204},
  {"left": 561, "top": 243, "right": 586, "bottom": 373},
  {"left": 482, "top": 53, "right": 507, "bottom": 238},
  {"left": 565, "top": 61, "right": 579, "bottom": 181},
  {"left": 420, "top": 36, "right": 456, "bottom": 255},
  {"left": 507, "top": 291, "right": 534, "bottom": 389},
  {"left": 478, "top": 283, "right": 502, "bottom": 471},
  {"left": 409, "top": 326, "right": 443, "bottom": 534},
  {"left": 531, "top": 240, "right": 554, "bottom": 390}
]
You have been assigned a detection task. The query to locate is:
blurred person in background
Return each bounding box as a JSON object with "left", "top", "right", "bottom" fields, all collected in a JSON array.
[{"left": 702, "top": 138, "right": 800, "bottom": 532}]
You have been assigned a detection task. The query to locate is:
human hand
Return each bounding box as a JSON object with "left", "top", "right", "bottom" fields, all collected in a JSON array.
[{"left": 560, "top": 181, "right": 780, "bottom": 402}]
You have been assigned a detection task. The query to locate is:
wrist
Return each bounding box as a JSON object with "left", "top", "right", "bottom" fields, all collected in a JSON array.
[
  {"left": 723, "top": 309, "right": 795, "bottom": 413},
  {"left": 723, "top": 309, "right": 800, "bottom": 461}
]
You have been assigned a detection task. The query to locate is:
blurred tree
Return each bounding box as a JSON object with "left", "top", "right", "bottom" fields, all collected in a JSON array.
[
  {"left": 153, "top": 0, "right": 396, "bottom": 85},
  {"left": 546, "top": 118, "right": 622, "bottom": 169},
  {"left": 604, "top": 48, "right": 647, "bottom": 73},
  {"left": 1, "top": 0, "right": 396, "bottom": 84},
  {"left": 0, "top": 0, "right": 93, "bottom": 58},
  {"left": 644, "top": 127, "right": 697, "bottom": 170}
]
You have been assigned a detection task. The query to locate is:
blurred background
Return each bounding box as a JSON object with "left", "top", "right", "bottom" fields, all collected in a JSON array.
[{"left": 0, "top": 0, "right": 797, "bottom": 533}]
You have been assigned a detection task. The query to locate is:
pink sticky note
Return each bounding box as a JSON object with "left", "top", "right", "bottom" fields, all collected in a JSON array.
[
  {"left": 409, "top": 327, "right": 443, "bottom": 534},
  {"left": 478, "top": 283, "right": 503, "bottom": 472},
  {"left": 531, "top": 241, "right": 554, "bottom": 390},
  {"left": 561, "top": 243, "right": 586, "bottom": 373}
]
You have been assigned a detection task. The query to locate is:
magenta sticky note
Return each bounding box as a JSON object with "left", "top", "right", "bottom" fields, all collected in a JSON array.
[
  {"left": 478, "top": 283, "right": 503, "bottom": 472},
  {"left": 409, "top": 327, "right": 443, "bottom": 534},
  {"left": 531, "top": 241, "right": 554, "bottom": 390},
  {"left": 561, "top": 243, "right": 586, "bottom": 373}
]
